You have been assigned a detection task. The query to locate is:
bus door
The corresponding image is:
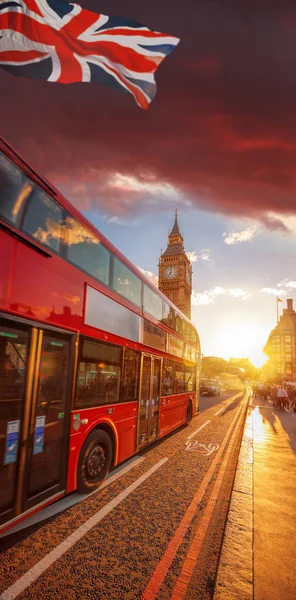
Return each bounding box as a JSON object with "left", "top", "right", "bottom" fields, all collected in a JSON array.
[
  {"left": 137, "top": 354, "right": 161, "bottom": 448},
  {"left": 0, "top": 317, "right": 74, "bottom": 527}
]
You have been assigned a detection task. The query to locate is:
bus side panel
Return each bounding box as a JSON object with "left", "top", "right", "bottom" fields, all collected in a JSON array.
[
  {"left": 159, "top": 395, "right": 180, "bottom": 437},
  {"left": 159, "top": 392, "right": 195, "bottom": 438},
  {"left": 0, "top": 231, "right": 15, "bottom": 309},
  {"left": 66, "top": 402, "right": 138, "bottom": 493},
  {"left": 9, "top": 242, "right": 84, "bottom": 327},
  {"left": 116, "top": 409, "right": 138, "bottom": 464}
]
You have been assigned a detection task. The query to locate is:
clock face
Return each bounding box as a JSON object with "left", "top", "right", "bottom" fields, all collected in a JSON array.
[
  {"left": 186, "top": 268, "right": 191, "bottom": 283},
  {"left": 164, "top": 266, "right": 178, "bottom": 280}
]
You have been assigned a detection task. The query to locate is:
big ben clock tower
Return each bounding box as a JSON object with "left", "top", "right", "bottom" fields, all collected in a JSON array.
[{"left": 158, "top": 210, "right": 192, "bottom": 319}]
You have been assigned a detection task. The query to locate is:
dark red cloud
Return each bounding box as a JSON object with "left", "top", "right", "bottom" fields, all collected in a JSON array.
[
  {"left": 186, "top": 58, "right": 221, "bottom": 71},
  {"left": 1, "top": 0, "right": 296, "bottom": 226}
]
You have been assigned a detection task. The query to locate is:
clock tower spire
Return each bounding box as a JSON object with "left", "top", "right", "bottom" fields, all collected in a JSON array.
[{"left": 158, "top": 211, "right": 192, "bottom": 319}]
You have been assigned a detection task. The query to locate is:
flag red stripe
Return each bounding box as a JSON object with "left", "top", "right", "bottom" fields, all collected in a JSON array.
[
  {"left": 101, "top": 61, "right": 149, "bottom": 109},
  {"left": 0, "top": 12, "right": 56, "bottom": 43},
  {"left": 63, "top": 9, "right": 100, "bottom": 40},
  {"left": 22, "top": 0, "right": 44, "bottom": 18},
  {"left": 56, "top": 50, "right": 82, "bottom": 82},
  {"left": 0, "top": 49, "right": 45, "bottom": 62},
  {"left": 95, "top": 28, "right": 170, "bottom": 39},
  {"left": 75, "top": 41, "right": 159, "bottom": 72}
]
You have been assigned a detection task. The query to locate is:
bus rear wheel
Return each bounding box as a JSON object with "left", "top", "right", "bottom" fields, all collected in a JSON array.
[
  {"left": 186, "top": 401, "right": 193, "bottom": 425},
  {"left": 77, "top": 429, "right": 113, "bottom": 493}
]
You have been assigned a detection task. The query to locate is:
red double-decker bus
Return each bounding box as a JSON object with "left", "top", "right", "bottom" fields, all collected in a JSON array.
[{"left": 0, "top": 137, "right": 201, "bottom": 534}]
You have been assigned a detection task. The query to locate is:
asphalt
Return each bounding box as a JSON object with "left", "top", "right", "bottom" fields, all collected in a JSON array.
[
  {"left": 0, "top": 391, "right": 246, "bottom": 600},
  {"left": 214, "top": 392, "right": 296, "bottom": 600},
  {"left": 3, "top": 390, "right": 295, "bottom": 600}
]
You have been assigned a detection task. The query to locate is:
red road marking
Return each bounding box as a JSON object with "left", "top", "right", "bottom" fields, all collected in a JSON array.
[
  {"left": 170, "top": 396, "right": 247, "bottom": 599},
  {"left": 141, "top": 395, "right": 248, "bottom": 600}
]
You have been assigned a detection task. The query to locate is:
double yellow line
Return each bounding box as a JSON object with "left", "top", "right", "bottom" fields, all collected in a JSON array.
[{"left": 141, "top": 392, "right": 250, "bottom": 600}]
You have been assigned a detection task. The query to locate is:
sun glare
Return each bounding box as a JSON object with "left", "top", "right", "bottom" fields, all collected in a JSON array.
[{"left": 210, "top": 321, "right": 267, "bottom": 368}]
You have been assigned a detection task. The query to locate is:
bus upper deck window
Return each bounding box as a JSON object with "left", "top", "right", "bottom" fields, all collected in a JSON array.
[
  {"left": 22, "top": 188, "right": 65, "bottom": 253},
  {"left": 0, "top": 152, "right": 32, "bottom": 226}
]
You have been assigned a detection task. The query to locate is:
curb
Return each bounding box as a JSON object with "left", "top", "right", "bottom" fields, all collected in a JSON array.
[{"left": 213, "top": 400, "right": 254, "bottom": 600}]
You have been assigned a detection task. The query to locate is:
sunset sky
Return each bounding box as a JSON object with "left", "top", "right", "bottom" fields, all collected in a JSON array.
[{"left": 2, "top": 0, "right": 296, "bottom": 367}]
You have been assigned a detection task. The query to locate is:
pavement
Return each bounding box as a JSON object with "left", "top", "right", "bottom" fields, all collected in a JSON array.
[{"left": 214, "top": 392, "right": 296, "bottom": 600}]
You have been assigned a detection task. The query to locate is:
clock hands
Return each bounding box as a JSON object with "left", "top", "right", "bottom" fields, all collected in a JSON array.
[{"left": 164, "top": 266, "right": 178, "bottom": 279}]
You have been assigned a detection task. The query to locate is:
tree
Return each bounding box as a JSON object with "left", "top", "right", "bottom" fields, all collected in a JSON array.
[
  {"left": 201, "top": 356, "right": 256, "bottom": 381},
  {"left": 228, "top": 358, "right": 256, "bottom": 381},
  {"left": 201, "top": 356, "right": 228, "bottom": 379}
]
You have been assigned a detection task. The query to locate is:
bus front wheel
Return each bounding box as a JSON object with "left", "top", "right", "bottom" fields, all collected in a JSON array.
[{"left": 77, "top": 429, "right": 113, "bottom": 494}]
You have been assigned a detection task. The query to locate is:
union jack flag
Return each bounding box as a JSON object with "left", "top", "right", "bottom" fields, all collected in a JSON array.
[{"left": 0, "top": 0, "right": 180, "bottom": 108}]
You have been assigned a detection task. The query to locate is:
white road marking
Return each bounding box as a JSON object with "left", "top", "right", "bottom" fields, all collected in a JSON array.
[
  {"left": 0, "top": 456, "right": 145, "bottom": 539},
  {"left": 0, "top": 458, "right": 168, "bottom": 600},
  {"left": 187, "top": 420, "right": 211, "bottom": 440},
  {"left": 214, "top": 407, "right": 225, "bottom": 416},
  {"left": 185, "top": 440, "right": 219, "bottom": 455}
]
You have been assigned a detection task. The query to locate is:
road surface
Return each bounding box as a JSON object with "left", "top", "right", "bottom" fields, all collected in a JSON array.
[{"left": 0, "top": 390, "right": 247, "bottom": 600}]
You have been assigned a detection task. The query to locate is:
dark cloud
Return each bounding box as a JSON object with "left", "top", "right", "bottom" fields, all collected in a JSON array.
[
  {"left": 259, "top": 214, "right": 292, "bottom": 233},
  {"left": 1, "top": 0, "right": 296, "bottom": 223}
]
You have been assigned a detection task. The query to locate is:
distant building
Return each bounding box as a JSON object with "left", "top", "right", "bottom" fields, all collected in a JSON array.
[
  {"left": 158, "top": 211, "right": 192, "bottom": 319},
  {"left": 264, "top": 298, "right": 296, "bottom": 379}
]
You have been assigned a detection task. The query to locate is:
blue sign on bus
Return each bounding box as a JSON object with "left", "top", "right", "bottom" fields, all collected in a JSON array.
[
  {"left": 4, "top": 420, "right": 20, "bottom": 465},
  {"left": 33, "top": 416, "right": 46, "bottom": 455}
]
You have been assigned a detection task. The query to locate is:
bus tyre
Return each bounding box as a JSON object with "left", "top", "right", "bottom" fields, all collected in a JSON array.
[
  {"left": 186, "top": 401, "right": 193, "bottom": 425},
  {"left": 77, "top": 429, "right": 113, "bottom": 494}
]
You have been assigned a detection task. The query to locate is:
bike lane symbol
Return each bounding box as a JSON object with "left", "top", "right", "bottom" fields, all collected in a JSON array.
[{"left": 185, "top": 439, "right": 219, "bottom": 456}]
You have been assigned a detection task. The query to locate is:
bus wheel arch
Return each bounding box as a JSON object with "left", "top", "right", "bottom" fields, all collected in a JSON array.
[
  {"left": 94, "top": 422, "right": 117, "bottom": 467},
  {"left": 186, "top": 399, "right": 193, "bottom": 425},
  {"left": 77, "top": 426, "right": 115, "bottom": 494}
]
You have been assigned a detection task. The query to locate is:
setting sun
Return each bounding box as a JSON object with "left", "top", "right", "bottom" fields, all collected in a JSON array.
[{"left": 200, "top": 320, "right": 268, "bottom": 368}]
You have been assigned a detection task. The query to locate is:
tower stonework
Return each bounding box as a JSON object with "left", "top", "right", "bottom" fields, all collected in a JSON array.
[{"left": 158, "top": 211, "right": 192, "bottom": 319}]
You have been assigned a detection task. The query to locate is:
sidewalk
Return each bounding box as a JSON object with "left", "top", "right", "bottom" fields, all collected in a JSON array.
[{"left": 214, "top": 393, "right": 296, "bottom": 600}]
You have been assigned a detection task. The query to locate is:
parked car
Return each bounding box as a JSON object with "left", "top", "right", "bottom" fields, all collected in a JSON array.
[{"left": 200, "top": 379, "right": 221, "bottom": 396}]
